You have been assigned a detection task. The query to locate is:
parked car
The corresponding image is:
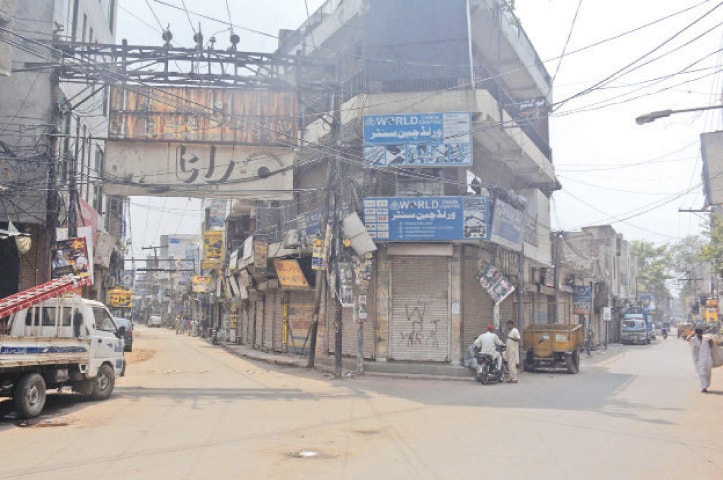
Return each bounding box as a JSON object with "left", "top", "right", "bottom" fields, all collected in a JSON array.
[
  {"left": 148, "top": 315, "right": 163, "bottom": 328},
  {"left": 114, "top": 317, "right": 133, "bottom": 352}
]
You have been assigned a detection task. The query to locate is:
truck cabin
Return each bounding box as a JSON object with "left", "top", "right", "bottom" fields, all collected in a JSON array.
[
  {"left": 8, "top": 296, "right": 122, "bottom": 339},
  {"left": 622, "top": 317, "right": 646, "bottom": 331}
]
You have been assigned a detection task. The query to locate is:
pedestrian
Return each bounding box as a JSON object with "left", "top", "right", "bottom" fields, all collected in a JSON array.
[
  {"left": 174, "top": 316, "right": 182, "bottom": 335},
  {"left": 473, "top": 325, "right": 504, "bottom": 372},
  {"left": 504, "top": 320, "right": 520, "bottom": 383},
  {"left": 687, "top": 327, "right": 715, "bottom": 393}
]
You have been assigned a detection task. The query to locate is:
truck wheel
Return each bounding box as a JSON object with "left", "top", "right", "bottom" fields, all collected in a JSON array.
[
  {"left": 14, "top": 373, "right": 46, "bottom": 419},
  {"left": 91, "top": 365, "right": 115, "bottom": 400},
  {"left": 566, "top": 351, "right": 580, "bottom": 374}
]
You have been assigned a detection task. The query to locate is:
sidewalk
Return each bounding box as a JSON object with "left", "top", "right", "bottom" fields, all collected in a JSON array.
[{"left": 218, "top": 340, "right": 621, "bottom": 381}]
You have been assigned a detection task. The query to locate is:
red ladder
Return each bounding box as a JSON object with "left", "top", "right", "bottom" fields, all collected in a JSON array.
[{"left": 0, "top": 275, "right": 92, "bottom": 318}]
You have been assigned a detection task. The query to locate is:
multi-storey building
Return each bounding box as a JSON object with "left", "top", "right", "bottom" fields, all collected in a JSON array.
[
  {"left": 0, "top": 0, "right": 120, "bottom": 301},
  {"left": 227, "top": 0, "right": 562, "bottom": 365}
]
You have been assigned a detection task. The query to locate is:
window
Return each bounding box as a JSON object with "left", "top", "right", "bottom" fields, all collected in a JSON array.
[{"left": 93, "top": 307, "right": 117, "bottom": 332}]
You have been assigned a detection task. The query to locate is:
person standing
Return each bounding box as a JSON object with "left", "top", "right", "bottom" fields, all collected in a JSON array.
[
  {"left": 504, "top": 320, "right": 520, "bottom": 383},
  {"left": 687, "top": 327, "right": 714, "bottom": 393},
  {"left": 474, "top": 325, "right": 504, "bottom": 371}
]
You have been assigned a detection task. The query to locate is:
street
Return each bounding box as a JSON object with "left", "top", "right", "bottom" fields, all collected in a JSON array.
[{"left": 0, "top": 326, "right": 721, "bottom": 480}]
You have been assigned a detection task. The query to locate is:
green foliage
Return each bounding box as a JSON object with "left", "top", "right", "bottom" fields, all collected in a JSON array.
[
  {"left": 701, "top": 215, "right": 723, "bottom": 276},
  {"left": 630, "top": 240, "right": 672, "bottom": 314}
]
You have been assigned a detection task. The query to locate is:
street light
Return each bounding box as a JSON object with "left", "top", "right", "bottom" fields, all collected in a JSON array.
[{"left": 635, "top": 104, "right": 723, "bottom": 125}]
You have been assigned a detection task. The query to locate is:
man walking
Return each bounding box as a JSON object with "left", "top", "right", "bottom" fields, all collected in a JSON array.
[
  {"left": 687, "top": 327, "right": 715, "bottom": 393},
  {"left": 504, "top": 320, "right": 520, "bottom": 383}
]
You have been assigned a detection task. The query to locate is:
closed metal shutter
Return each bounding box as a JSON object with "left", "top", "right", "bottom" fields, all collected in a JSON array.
[
  {"left": 254, "top": 294, "right": 264, "bottom": 348},
  {"left": 462, "top": 247, "right": 494, "bottom": 347},
  {"left": 328, "top": 271, "right": 376, "bottom": 359},
  {"left": 272, "top": 291, "right": 284, "bottom": 352},
  {"left": 263, "top": 291, "right": 276, "bottom": 350},
  {"left": 390, "top": 256, "right": 449, "bottom": 361}
]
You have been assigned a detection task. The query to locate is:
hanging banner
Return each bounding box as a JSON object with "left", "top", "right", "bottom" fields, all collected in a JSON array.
[
  {"left": 573, "top": 286, "right": 592, "bottom": 315},
  {"left": 474, "top": 261, "right": 515, "bottom": 305},
  {"left": 192, "top": 276, "right": 212, "bottom": 293},
  {"left": 51, "top": 237, "right": 90, "bottom": 279},
  {"left": 202, "top": 230, "right": 224, "bottom": 269}
]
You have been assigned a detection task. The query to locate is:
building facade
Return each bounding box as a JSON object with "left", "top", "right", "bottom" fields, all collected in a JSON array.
[
  {"left": 225, "top": 0, "right": 562, "bottom": 365},
  {"left": 0, "top": 0, "right": 121, "bottom": 302}
]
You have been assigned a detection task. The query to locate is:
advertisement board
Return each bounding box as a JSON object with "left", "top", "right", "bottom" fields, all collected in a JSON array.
[
  {"left": 108, "top": 86, "right": 299, "bottom": 145},
  {"left": 192, "top": 276, "right": 212, "bottom": 293},
  {"left": 474, "top": 261, "right": 515, "bottom": 304},
  {"left": 203, "top": 230, "right": 224, "bottom": 268},
  {"left": 104, "top": 142, "right": 294, "bottom": 199},
  {"left": 272, "top": 259, "right": 311, "bottom": 289},
  {"left": 573, "top": 286, "right": 592, "bottom": 315},
  {"left": 489, "top": 199, "right": 525, "bottom": 252},
  {"left": 108, "top": 288, "right": 133, "bottom": 308},
  {"left": 363, "top": 112, "right": 472, "bottom": 167},
  {"left": 363, "top": 196, "right": 489, "bottom": 241},
  {"left": 51, "top": 237, "right": 90, "bottom": 279}
]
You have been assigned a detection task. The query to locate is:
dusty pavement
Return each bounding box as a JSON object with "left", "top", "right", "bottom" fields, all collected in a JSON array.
[{"left": 0, "top": 326, "right": 721, "bottom": 480}]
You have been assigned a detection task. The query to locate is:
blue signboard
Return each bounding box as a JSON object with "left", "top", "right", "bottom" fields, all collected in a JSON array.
[
  {"left": 574, "top": 286, "right": 592, "bottom": 315},
  {"left": 363, "top": 112, "right": 472, "bottom": 167},
  {"left": 489, "top": 199, "right": 525, "bottom": 252},
  {"left": 363, "top": 196, "right": 489, "bottom": 241}
]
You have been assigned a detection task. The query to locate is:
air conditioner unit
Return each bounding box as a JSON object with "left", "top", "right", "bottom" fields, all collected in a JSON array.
[{"left": 283, "top": 229, "right": 300, "bottom": 249}]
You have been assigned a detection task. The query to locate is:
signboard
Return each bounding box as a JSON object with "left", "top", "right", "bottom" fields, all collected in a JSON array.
[
  {"left": 489, "top": 199, "right": 525, "bottom": 252},
  {"left": 363, "top": 112, "right": 472, "bottom": 167},
  {"left": 104, "top": 142, "right": 294, "bottom": 199},
  {"left": 108, "top": 86, "right": 299, "bottom": 145},
  {"left": 203, "top": 230, "right": 224, "bottom": 268},
  {"left": 701, "top": 131, "right": 723, "bottom": 206},
  {"left": 363, "top": 196, "right": 489, "bottom": 241},
  {"left": 108, "top": 288, "right": 133, "bottom": 308},
  {"left": 272, "top": 259, "right": 311, "bottom": 289},
  {"left": 573, "top": 286, "right": 592, "bottom": 315},
  {"left": 51, "top": 237, "right": 90, "bottom": 279},
  {"left": 254, "top": 241, "right": 268, "bottom": 271},
  {"left": 120, "top": 270, "right": 135, "bottom": 289},
  {"left": 192, "top": 276, "right": 212, "bottom": 293},
  {"left": 474, "top": 261, "right": 515, "bottom": 304},
  {"left": 206, "top": 199, "right": 227, "bottom": 228},
  {"left": 603, "top": 306, "right": 612, "bottom": 322}
]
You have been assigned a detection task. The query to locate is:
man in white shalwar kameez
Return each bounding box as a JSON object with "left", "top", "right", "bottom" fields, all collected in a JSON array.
[{"left": 688, "top": 328, "right": 714, "bottom": 393}]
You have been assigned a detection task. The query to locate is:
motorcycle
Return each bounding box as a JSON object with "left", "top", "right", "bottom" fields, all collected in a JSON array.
[
  {"left": 662, "top": 327, "right": 668, "bottom": 339},
  {"left": 474, "top": 345, "right": 508, "bottom": 384},
  {"left": 210, "top": 328, "right": 220, "bottom": 345}
]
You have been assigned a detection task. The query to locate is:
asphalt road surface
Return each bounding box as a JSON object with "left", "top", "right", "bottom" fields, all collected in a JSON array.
[{"left": 1, "top": 326, "right": 721, "bottom": 480}]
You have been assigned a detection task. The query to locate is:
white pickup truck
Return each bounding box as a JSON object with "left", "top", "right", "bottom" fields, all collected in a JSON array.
[{"left": 0, "top": 294, "right": 125, "bottom": 419}]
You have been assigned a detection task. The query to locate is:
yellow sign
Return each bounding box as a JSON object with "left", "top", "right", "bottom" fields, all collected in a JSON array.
[
  {"left": 108, "top": 288, "right": 133, "bottom": 308},
  {"left": 203, "top": 230, "right": 224, "bottom": 261},
  {"left": 273, "top": 259, "right": 310, "bottom": 289},
  {"left": 192, "top": 276, "right": 212, "bottom": 293}
]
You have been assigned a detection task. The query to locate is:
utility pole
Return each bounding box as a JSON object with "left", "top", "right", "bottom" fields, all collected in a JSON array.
[{"left": 308, "top": 61, "right": 342, "bottom": 369}]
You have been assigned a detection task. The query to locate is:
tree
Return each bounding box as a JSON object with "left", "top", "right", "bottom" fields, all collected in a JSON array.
[
  {"left": 630, "top": 240, "right": 672, "bottom": 320},
  {"left": 701, "top": 214, "right": 723, "bottom": 277}
]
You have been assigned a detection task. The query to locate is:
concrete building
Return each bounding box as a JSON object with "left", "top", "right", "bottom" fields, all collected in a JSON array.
[
  {"left": 0, "top": 0, "right": 120, "bottom": 300},
  {"left": 227, "top": 0, "right": 561, "bottom": 365},
  {"left": 553, "top": 226, "right": 637, "bottom": 346}
]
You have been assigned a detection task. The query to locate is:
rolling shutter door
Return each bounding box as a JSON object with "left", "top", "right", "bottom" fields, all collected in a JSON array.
[
  {"left": 390, "top": 256, "right": 449, "bottom": 361},
  {"left": 327, "top": 271, "right": 376, "bottom": 359},
  {"left": 462, "top": 248, "right": 494, "bottom": 346},
  {"left": 263, "top": 291, "right": 276, "bottom": 350},
  {"left": 271, "top": 291, "right": 284, "bottom": 352}
]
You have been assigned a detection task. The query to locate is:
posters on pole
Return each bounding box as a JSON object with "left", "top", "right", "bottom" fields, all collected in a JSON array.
[
  {"left": 573, "top": 286, "right": 592, "bottom": 315},
  {"left": 474, "top": 261, "right": 515, "bottom": 304}
]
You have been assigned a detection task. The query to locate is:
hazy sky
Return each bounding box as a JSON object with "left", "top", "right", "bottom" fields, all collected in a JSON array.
[{"left": 116, "top": 0, "right": 723, "bottom": 257}]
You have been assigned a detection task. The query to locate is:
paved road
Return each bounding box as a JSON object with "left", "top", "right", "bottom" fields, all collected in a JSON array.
[{"left": 0, "top": 327, "right": 721, "bottom": 480}]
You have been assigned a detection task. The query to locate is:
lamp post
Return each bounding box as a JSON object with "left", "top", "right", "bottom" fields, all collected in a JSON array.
[{"left": 635, "top": 104, "right": 723, "bottom": 125}]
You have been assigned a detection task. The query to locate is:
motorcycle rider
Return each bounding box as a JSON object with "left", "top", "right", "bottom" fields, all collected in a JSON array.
[
  {"left": 662, "top": 326, "right": 668, "bottom": 339},
  {"left": 474, "top": 325, "right": 505, "bottom": 372}
]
